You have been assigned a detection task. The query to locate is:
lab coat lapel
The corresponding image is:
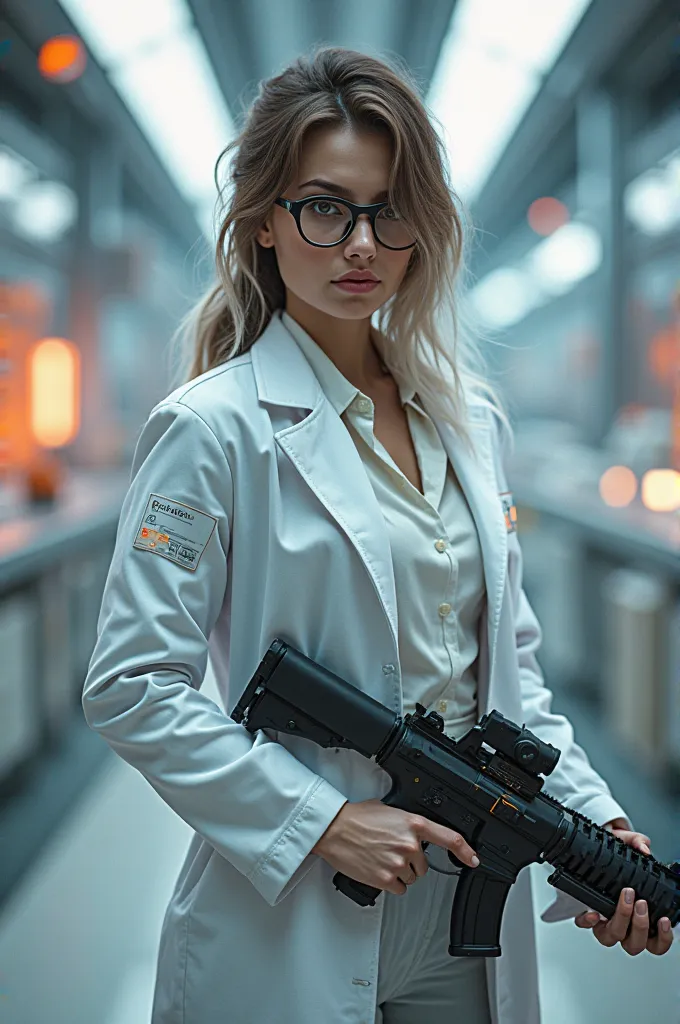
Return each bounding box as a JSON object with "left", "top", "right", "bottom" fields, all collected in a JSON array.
[
  {"left": 279, "top": 398, "right": 401, "bottom": 647},
  {"left": 251, "top": 312, "right": 507, "bottom": 706},
  {"left": 251, "top": 314, "right": 400, "bottom": 649}
]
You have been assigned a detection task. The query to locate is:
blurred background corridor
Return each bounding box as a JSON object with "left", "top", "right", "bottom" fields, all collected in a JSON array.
[{"left": 0, "top": 0, "right": 679, "bottom": 1021}]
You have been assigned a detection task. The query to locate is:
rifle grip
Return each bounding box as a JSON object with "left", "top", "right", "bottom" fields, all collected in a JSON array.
[
  {"left": 333, "top": 871, "right": 382, "bottom": 907},
  {"left": 332, "top": 840, "right": 430, "bottom": 907},
  {"left": 449, "top": 862, "right": 514, "bottom": 957}
]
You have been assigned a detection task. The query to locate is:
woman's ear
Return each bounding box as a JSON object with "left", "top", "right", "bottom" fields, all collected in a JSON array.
[{"left": 256, "top": 220, "right": 274, "bottom": 248}]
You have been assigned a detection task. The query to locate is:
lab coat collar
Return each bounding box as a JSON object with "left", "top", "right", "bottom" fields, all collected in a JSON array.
[{"left": 279, "top": 308, "right": 417, "bottom": 414}]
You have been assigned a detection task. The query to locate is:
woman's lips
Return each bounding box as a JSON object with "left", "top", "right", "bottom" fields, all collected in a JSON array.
[{"left": 332, "top": 279, "right": 380, "bottom": 292}]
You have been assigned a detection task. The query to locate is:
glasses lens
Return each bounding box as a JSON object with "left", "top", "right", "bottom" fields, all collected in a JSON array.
[
  {"left": 374, "top": 207, "right": 416, "bottom": 248},
  {"left": 300, "top": 199, "right": 352, "bottom": 245},
  {"left": 300, "top": 199, "right": 415, "bottom": 247}
]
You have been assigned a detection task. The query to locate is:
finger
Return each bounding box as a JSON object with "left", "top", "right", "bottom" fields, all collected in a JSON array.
[
  {"left": 647, "top": 918, "right": 675, "bottom": 957},
  {"left": 621, "top": 900, "right": 649, "bottom": 956},
  {"left": 424, "top": 823, "right": 480, "bottom": 868},
  {"left": 575, "top": 911, "right": 601, "bottom": 928},
  {"left": 410, "top": 849, "right": 429, "bottom": 878},
  {"left": 594, "top": 888, "right": 635, "bottom": 947},
  {"left": 446, "top": 833, "right": 480, "bottom": 868}
]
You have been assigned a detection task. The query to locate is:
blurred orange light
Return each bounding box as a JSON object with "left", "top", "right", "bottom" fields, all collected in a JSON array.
[
  {"left": 29, "top": 337, "right": 80, "bottom": 448},
  {"left": 599, "top": 465, "right": 638, "bottom": 507},
  {"left": 648, "top": 326, "right": 677, "bottom": 385},
  {"left": 527, "top": 197, "right": 569, "bottom": 236},
  {"left": 38, "top": 35, "right": 86, "bottom": 83},
  {"left": 618, "top": 403, "right": 646, "bottom": 422},
  {"left": 641, "top": 469, "right": 680, "bottom": 512}
]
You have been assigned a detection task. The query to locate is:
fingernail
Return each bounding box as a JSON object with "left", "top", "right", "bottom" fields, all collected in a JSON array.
[
  {"left": 635, "top": 901, "right": 646, "bottom": 915},
  {"left": 624, "top": 888, "right": 634, "bottom": 903},
  {"left": 471, "top": 855, "right": 480, "bottom": 867},
  {"left": 660, "top": 919, "right": 671, "bottom": 933}
]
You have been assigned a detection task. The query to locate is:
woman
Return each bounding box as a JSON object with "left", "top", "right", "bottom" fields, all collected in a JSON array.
[{"left": 81, "top": 46, "right": 673, "bottom": 1024}]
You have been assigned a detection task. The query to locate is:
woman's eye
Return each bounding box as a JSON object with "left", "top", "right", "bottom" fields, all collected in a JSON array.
[{"left": 311, "top": 201, "right": 340, "bottom": 215}]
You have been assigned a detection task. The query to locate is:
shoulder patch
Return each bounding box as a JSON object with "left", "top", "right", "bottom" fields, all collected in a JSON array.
[{"left": 133, "top": 493, "right": 218, "bottom": 571}]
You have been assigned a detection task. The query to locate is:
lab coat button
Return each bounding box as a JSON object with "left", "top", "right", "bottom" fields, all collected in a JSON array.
[
  {"left": 434, "top": 539, "right": 447, "bottom": 552},
  {"left": 382, "top": 663, "right": 396, "bottom": 674},
  {"left": 438, "top": 602, "right": 451, "bottom": 617},
  {"left": 438, "top": 700, "right": 448, "bottom": 713}
]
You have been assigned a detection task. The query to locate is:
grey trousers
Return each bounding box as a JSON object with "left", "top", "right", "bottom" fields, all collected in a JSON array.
[{"left": 375, "top": 844, "right": 493, "bottom": 1024}]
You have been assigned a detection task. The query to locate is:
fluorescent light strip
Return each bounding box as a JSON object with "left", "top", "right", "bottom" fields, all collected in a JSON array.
[
  {"left": 427, "top": 0, "right": 593, "bottom": 202},
  {"left": 56, "top": 0, "right": 190, "bottom": 68},
  {"left": 57, "top": 0, "right": 235, "bottom": 242}
]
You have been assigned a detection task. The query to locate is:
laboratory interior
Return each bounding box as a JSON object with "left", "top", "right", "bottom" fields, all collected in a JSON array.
[{"left": 0, "top": 0, "right": 679, "bottom": 1022}]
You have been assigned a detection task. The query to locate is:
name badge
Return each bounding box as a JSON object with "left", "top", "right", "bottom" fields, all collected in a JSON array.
[{"left": 499, "top": 491, "right": 517, "bottom": 534}]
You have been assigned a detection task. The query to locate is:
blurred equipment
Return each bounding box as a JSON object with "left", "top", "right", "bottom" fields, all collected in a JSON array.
[
  {"left": 25, "top": 451, "right": 64, "bottom": 505},
  {"left": 603, "top": 407, "right": 673, "bottom": 479},
  {"left": 0, "top": 591, "right": 41, "bottom": 781},
  {"left": 668, "top": 599, "right": 680, "bottom": 783},
  {"left": 602, "top": 569, "right": 670, "bottom": 774}
]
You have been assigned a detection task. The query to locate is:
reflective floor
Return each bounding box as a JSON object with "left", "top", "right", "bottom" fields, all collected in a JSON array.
[{"left": 0, "top": 665, "right": 677, "bottom": 1024}]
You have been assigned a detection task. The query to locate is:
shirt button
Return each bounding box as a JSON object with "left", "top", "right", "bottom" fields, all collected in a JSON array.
[
  {"left": 382, "top": 664, "right": 396, "bottom": 674},
  {"left": 356, "top": 397, "right": 371, "bottom": 413},
  {"left": 434, "top": 539, "right": 447, "bottom": 552},
  {"left": 438, "top": 700, "right": 448, "bottom": 714},
  {"left": 438, "top": 602, "right": 452, "bottom": 617}
]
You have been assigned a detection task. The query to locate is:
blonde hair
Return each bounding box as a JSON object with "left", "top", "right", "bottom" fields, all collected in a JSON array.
[{"left": 170, "top": 44, "right": 510, "bottom": 454}]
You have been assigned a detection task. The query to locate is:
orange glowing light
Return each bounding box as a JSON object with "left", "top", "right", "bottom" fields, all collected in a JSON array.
[
  {"left": 618, "top": 403, "right": 646, "bottom": 422},
  {"left": 527, "top": 197, "right": 569, "bottom": 236},
  {"left": 648, "top": 326, "right": 677, "bottom": 386},
  {"left": 38, "top": 35, "right": 86, "bottom": 83},
  {"left": 599, "top": 465, "right": 638, "bottom": 507},
  {"left": 29, "top": 337, "right": 80, "bottom": 448},
  {"left": 641, "top": 469, "right": 680, "bottom": 512}
]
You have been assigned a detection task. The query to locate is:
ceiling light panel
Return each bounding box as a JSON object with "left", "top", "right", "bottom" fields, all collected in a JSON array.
[
  {"left": 111, "top": 29, "right": 233, "bottom": 204},
  {"left": 428, "top": 0, "right": 593, "bottom": 201},
  {"left": 57, "top": 0, "right": 235, "bottom": 240},
  {"left": 57, "top": 0, "right": 190, "bottom": 67}
]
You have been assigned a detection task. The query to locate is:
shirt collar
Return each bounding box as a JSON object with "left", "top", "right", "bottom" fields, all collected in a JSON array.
[{"left": 280, "top": 309, "right": 417, "bottom": 417}]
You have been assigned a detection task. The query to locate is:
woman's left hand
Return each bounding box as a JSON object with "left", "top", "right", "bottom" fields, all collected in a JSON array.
[{"left": 574, "top": 817, "right": 674, "bottom": 956}]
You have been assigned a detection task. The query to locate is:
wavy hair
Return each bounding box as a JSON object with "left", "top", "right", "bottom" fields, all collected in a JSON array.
[{"left": 170, "top": 44, "right": 510, "bottom": 453}]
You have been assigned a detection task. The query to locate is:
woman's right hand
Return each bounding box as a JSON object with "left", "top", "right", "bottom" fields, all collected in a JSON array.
[{"left": 311, "top": 798, "right": 480, "bottom": 896}]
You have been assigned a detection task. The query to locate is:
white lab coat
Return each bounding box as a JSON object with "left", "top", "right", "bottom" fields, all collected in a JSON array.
[{"left": 82, "top": 309, "right": 630, "bottom": 1024}]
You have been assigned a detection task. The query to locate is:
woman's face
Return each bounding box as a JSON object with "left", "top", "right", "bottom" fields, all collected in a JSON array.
[{"left": 256, "top": 125, "right": 414, "bottom": 321}]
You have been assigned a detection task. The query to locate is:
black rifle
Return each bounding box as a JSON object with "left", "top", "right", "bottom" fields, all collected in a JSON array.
[{"left": 232, "top": 639, "right": 680, "bottom": 957}]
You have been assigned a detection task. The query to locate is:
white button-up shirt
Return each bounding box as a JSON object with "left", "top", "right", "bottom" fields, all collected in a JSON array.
[{"left": 282, "top": 310, "right": 486, "bottom": 740}]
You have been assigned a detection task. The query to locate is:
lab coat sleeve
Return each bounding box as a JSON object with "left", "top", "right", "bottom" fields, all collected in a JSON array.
[
  {"left": 487, "top": 409, "right": 636, "bottom": 923},
  {"left": 82, "top": 400, "right": 348, "bottom": 908}
]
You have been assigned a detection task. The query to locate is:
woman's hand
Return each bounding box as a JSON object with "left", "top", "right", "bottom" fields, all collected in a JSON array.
[
  {"left": 311, "top": 798, "right": 480, "bottom": 897},
  {"left": 574, "top": 817, "right": 674, "bottom": 956}
]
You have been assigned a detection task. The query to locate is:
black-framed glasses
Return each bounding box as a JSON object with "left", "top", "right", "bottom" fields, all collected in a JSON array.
[{"left": 274, "top": 194, "right": 417, "bottom": 250}]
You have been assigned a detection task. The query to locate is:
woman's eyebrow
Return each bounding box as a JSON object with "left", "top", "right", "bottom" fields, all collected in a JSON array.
[{"left": 297, "top": 178, "right": 389, "bottom": 201}]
